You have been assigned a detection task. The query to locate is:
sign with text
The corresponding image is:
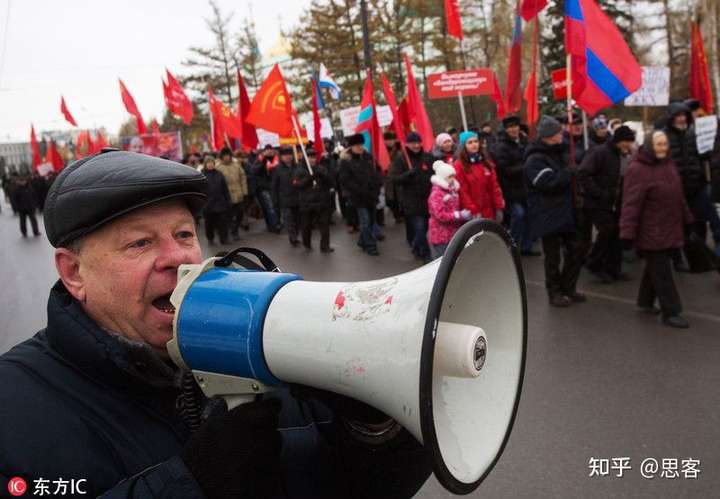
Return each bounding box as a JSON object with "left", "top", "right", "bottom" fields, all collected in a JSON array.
[
  {"left": 338, "top": 105, "right": 393, "bottom": 136},
  {"left": 121, "top": 132, "right": 183, "bottom": 161},
  {"left": 695, "top": 115, "right": 717, "bottom": 155},
  {"left": 427, "top": 68, "right": 494, "bottom": 99},
  {"left": 624, "top": 67, "right": 669, "bottom": 107},
  {"left": 551, "top": 68, "right": 573, "bottom": 100}
]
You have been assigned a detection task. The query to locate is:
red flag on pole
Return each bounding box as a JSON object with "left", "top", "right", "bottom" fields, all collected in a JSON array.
[
  {"left": 95, "top": 130, "right": 109, "bottom": 151},
  {"left": 444, "top": 0, "right": 464, "bottom": 40},
  {"left": 505, "top": 5, "right": 523, "bottom": 113},
  {"left": 520, "top": 0, "right": 548, "bottom": 21},
  {"left": 491, "top": 73, "right": 507, "bottom": 118},
  {"left": 524, "top": 18, "right": 540, "bottom": 127},
  {"left": 30, "top": 125, "right": 42, "bottom": 170},
  {"left": 380, "top": 73, "right": 407, "bottom": 147},
  {"left": 237, "top": 70, "right": 259, "bottom": 151},
  {"left": 119, "top": 79, "right": 147, "bottom": 135},
  {"left": 164, "top": 69, "right": 194, "bottom": 124},
  {"left": 355, "top": 71, "right": 390, "bottom": 171},
  {"left": 246, "top": 64, "right": 299, "bottom": 136},
  {"left": 208, "top": 87, "right": 227, "bottom": 151},
  {"left": 60, "top": 96, "right": 78, "bottom": 127},
  {"left": 310, "top": 78, "right": 325, "bottom": 157},
  {"left": 690, "top": 22, "right": 714, "bottom": 114},
  {"left": 45, "top": 141, "right": 64, "bottom": 171},
  {"left": 151, "top": 119, "right": 161, "bottom": 136},
  {"left": 403, "top": 53, "right": 434, "bottom": 152}
]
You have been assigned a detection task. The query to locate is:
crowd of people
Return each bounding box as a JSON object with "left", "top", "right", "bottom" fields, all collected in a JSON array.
[{"left": 3, "top": 98, "right": 719, "bottom": 329}]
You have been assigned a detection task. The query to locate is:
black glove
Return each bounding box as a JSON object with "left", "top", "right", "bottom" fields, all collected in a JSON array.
[
  {"left": 620, "top": 239, "right": 634, "bottom": 251},
  {"left": 181, "top": 397, "right": 282, "bottom": 499}
]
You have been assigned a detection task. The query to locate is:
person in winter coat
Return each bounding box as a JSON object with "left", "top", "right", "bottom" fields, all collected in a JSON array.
[
  {"left": 391, "top": 132, "right": 434, "bottom": 261},
  {"left": 215, "top": 147, "right": 248, "bottom": 241},
  {"left": 10, "top": 176, "right": 41, "bottom": 237},
  {"left": 432, "top": 132, "right": 456, "bottom": 164},
  {"left": 491, "top": 116, "right": 536, "bottom": 255},
  {"left": 427, "top": 160, "right": 471, "bottom": 257},
  {"left": 0, "top": 151, "right": 433, "bottom": 499},
  {"left": 338, "top": 134, "right": 384, "bottom": 255},
  {"left": 525, "top": 116, "right": 585, "bottom": 307},
  {"left": 294, "top": 148, "right": 334, "bottom": 252},
  {"left": 382, "top": 131, "right": 402, "bottom": 224},
  {"left": 201, "top": 155, "right": 231, "bottom": 245},
  {"left": 589, "top": 114, "right": 610, "bottom": 148},
  {"left": 620, "top": 130, "right": 694, "bottom": 329},
  {"left": 272, "top": 146, "right": 301, "bottom": 246},
  {"left": 253, "top": 146, "right": 281, "bottom": 233},
  {"left": 454, "top": 131, "right": 505, "bottom": 222},
  {"left": 563, "top": 113, "right": 589, "bottom": 166},
  {"left": 578, "top": 125, "right": 636, "bottom": 282}
]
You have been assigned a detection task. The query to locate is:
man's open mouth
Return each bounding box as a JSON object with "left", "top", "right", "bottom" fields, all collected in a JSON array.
[{"left": 152, "top": 294, "right": 175, "bottom": 314}]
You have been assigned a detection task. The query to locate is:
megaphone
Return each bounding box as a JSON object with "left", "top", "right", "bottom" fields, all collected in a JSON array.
[{"left": 167, "top": 219, "right": 527, "bottom": 495}]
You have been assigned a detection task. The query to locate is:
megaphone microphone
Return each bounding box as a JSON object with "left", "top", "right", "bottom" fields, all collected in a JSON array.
[{"left": 167, "top": 219, "right": 527, "bottom": 495}]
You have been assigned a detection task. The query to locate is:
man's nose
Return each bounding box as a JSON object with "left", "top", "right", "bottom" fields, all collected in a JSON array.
[{"left": 155, "top": 237, "right": 200, "bottom": 273}]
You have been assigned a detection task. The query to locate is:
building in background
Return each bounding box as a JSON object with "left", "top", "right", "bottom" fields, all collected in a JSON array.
[{"left": 0, "top": 142, "right": 32, "bottom": 176}]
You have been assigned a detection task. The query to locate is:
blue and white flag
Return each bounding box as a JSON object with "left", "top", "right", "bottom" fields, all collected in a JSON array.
[{"left": 318, "top": 63, "right": 342, "bottom": 100}]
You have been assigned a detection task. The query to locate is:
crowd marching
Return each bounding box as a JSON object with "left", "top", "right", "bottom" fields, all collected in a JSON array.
[{"left": 3, "top": 98, "right": 720, "bottom": 329}]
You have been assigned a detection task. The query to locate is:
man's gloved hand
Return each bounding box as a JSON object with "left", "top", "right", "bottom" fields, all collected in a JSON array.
[{"left": 181, "top": 397, "right": 282, "bottom": 499}]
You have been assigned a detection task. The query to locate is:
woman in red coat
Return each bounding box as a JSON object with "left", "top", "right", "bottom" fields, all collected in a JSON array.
[
  {"left": 620, "top": 130, "right": 694, "bottom": 328},
  {"left": 454, "top": 131, "right": 505, "bottom": 221}
]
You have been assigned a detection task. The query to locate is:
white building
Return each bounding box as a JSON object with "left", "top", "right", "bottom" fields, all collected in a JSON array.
[{"left": 0, "top": 142, "right": 32, "bottom": 175}]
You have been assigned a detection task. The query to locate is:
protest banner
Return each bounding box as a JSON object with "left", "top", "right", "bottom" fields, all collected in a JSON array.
[
  {"left": 695, "top": 115, "right": 718, "bottom": 155},
  {"left": 121, "top": 132, "right": 183, "bottom": 161},
  {"left": 624, "top": 67, "right": 670, "bottom": 107}
]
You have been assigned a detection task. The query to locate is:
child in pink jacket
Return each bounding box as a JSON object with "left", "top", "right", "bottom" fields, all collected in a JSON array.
[{"left": 428, "top": 160, "right": 472, "bottom": 257}]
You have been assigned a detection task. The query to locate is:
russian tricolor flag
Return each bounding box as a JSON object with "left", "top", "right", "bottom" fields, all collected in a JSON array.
[{"left": 564, "top": 0, "right": 641, "bottom": 116}]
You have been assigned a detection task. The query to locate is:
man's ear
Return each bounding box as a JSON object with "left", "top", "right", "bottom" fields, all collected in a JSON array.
[{"left": 55, "top": 248, "right": 86, "bottom": 302}]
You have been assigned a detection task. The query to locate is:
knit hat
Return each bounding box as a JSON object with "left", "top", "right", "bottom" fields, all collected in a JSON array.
[
  {"left": 435, "top": 133, "right": 453, "bottom": 148},
  {"left": 406, "top": 131, "right": 422, "bottom": 143},
  {"left": 592, "top": 114, "right": 609, "bottom": 130},
  {"left": 432, "top": 160, "right": 455, "bottom": 181},
  {"left": 459, "top": 130, "right": 478, "bottom": 149},
  {"left": 502, "top": 116, "right": 521, "bottom": 129},
  {"left": 346, "top": 133, "right": 365, "bottom": 146},
  {"left": 537, "top": 115, "right": 563, "bottom": 139},
  {"left": 611, "top": 125, "right": 636, "bottom": 144}
]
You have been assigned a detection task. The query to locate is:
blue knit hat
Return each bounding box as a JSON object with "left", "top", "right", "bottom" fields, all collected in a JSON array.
[{"left": 459, "top": 130, "right": 479, "bottom": 149}]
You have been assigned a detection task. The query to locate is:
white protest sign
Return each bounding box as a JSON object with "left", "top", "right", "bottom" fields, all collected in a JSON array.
[
  {"left": 298, "top": 112, "right": 334, "bottom": 139},
  {"left": 256, "top": 129, "right": 280, "bottom": 147},
  {"left": 339, "top": 105, "right": 393, "bottom": 135},
  {"left": 624, "top": 67, "right": 670, "bottom": 107},
  {"left": 695, "top": 115, "right": 718, "bottom": 155}
]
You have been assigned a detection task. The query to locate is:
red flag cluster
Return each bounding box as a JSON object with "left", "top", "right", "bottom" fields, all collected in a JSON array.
[
  {"left": 163, "top": 69, "right": 193, "bottom": 124},
  {"left": 690, "top": 22, "right": 714, "bottom": 114}
]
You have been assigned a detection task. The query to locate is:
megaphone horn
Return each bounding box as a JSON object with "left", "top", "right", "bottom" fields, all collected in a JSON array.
[{"left": 167, "top": 219, "right": 527, "bottom": 494}]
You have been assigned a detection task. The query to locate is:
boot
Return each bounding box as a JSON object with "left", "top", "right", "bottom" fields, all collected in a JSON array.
[
  {"left": 662, "top": 315, "right": 690, "bottom": 329},
  {"left": 549, "top": 294, "right": 571, "bottom": 307}
]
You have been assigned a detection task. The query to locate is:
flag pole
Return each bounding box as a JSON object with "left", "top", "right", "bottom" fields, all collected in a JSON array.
[
  {"left": 458, "top": 91, "right": 468, "bottom": 131},
  {"left": 582, "top": 110, "right": 589, "bottom": 150},
  {"left": 566, "top": 54, "right": 576, "bottom": 168},
  {"left": 291, "top": 114, "right": 313, "bottom": 176}
]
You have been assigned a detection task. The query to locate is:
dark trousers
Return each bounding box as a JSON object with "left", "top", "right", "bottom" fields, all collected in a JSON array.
[
  {"left": 301, "top": 208, "right": 330, "bottom": 249},
  {"left": 204, "top": 211, "right": 228, "bottom": 243},
  {"left": 282, "top": 206, "right": 301, "bottom": 243},
  {"left": 585, "top": 209, "right": 623, "bottom": 277},
  {"left": 257, "top": 190, "right": 280, "bottom": 232},
  {"left": 508, "top": 201, "right": 533, "bottom": 253},
  {"left": 19, "top": 211, "right": 39, "bottom": 236},
  {"left": 340, "top": 194, "right": 358, "bottom": 227},
  {"left": 541, "top": 232, "right": 583, "bottom": 297},
  {"left": 637, "top": 249, "right": 682, "bottom": 317},
  {"left": 357, "top": 206, "right": 379, "bottom": 251},
  {"left": 410, "top": 215, "right": 430, "bottom": 258},
  {"left": 227, "top": 201, "right": 245, "bottom": 236}
]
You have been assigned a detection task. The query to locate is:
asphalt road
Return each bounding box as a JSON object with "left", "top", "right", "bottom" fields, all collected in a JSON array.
[{"left": 1, "top": 197, "right": 718, "bottom": 499}]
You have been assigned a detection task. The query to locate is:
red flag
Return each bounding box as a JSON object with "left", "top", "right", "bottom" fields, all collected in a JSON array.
[
  {"left": 247, "top": 64, "right": 299, "bottom": 137},
  {"left": 208, "top": 87, "right": 227, "bottom": 151},
  {"left": 45, "top": 141, "right": 64, "bottom": 171},
  {"left": 491, "top": 73, "right": 507, "bottom": 118},
  {"left": 380, "top": 73, "right": 406, "bottom": 147},
  {"left": 86, "top": 131, "right": 95, "bottom": 155},
  {"left": 237, "top": 70, "right": 259, "bottom": 151},
  {"left": 403, "top": 53, "right": 434, "bottom": 152},
  {"left": 520, "top": 0, "right": 548, "bottom": 21},
  {"left": 690, "top": 22, "right": 714, "bottom": 114},
  {"left": 355, "top": 71, "right": 390, "bottom": 171},
  {"left": 164, "top": 69, "right": 193, "bottom": 125},
  {"left": 523, "top": 18, "right": 540, "bottom": 126},
  {"left": 151, "top": 119, "right": 161, "bottom": 136},
  {"left": 30, "top": 125, "right": 42, "bottom": 170},
  {"left": 397, "top": 98, "right": 412, "bottom": 137},
  {"left": 60, "top": 96, "right": 78, "bottom": 127},
  {"left": 95, "top": 130, "right": 109, "bottom": 151},
  {"left": 505, "top": 6, "right": 523, "bottom": 113},
  {"left": 119, "top": 79, "right": 147, "bottom": 135},
  {"left": 444, "top": 0, "right": 463, "bottom": 40},
  {"left": 310, "top": 78, "right": 325, "bottom": 157}
]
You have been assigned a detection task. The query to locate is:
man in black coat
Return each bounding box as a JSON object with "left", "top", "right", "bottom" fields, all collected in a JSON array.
[
  {"left": 491, "top": 116, "right": 536, "bottom": 255},
  {"left": 338, "top": 134, "right": 383, "bottom": 255},
  {"left": 0, "top": 150, "right": 432, "bottom": 498},
  {"left": 390, "top": 132, "right": 433, "bottom": 261},
  {"left": 253, "top": 146, "right": 282, "bottom": 233},
  {"left": 295, "top": 148, "right": 334, "bottom": 252},
  {"left": 201, "top": 155, "right": 231, "bottom": 245},
  {"left": 10, "top": 176, "right": 41, "bottom": 237},
  {"left": 272, "top": 146, "right": 301, "bottom": 246},
  {"left": 578, "top": 126, "right": 636, "bottom": 282},
  {"left": 525, "top": 116, "right": 585, "bottom": 308}
]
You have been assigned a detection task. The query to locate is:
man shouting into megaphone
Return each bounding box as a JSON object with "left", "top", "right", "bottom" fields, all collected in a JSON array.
[{"left": 0, "top": 150, "right": 432, "bottom": 498}]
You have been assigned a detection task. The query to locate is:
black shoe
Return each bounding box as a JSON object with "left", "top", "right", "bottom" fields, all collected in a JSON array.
[
  {"left": 376, "top": 234, "right": 386, "bottom": 241},
  {"left": 565, "top": 292, "right": 586, "bottom": 303},
  {"left": 321, "top": 247, "right": 335, "bottom": 253},
  {"left": 232, "top": 233, "right": 241, "bottom": 241},
  {"left": 662, "top": 315, "right": 689, "bottom": 329},
  {"left": 591, "top": 270, "right": 615, "bottom": 284},
  {"left": 521, "top": 250, "right": 542, "bottom": 257},
  {"left": 242, "top": 224, "right": 250, "bottom": 231},
  {"left": 21, "top": 233, "right": 27, "bottom": 238},
  {"left": 365, "top": 248, "right": 380, "bottom": 256},
  {"left": 549, "top": 295, "right": 571, "bottom": 307},
  {"left": 303, "top": 245, "right": 313, "bottom": 252},
  {"left": 639, "top": 306, "right": 662, "bottom": 315}
]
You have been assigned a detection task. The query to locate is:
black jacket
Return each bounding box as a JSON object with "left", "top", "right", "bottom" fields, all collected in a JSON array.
[
  {"left": 578, "top": 141, "right": 623, "bottom": 212},
  {"left": 272, "top": 161, "right": 300, "bottom": 209},
  {"left": 294, "top": 160, "right": 332, "bottom": 211},
  {"left": 390, "top": 149, "right": 433, "bottom": 217},
  {"left": 490, "top": 130, "right": 528, "bottom": 203},
  {"left": 202, "top": 169, "right": 231, "bottom": 214},
  {"left": 253, "top": 157, "right": 275, "bottom": 192},
  {"left": 337, "top": 150, "right": 383, "bottom": 209},
  {"left": 0, "top": 283, "right": 432, "bottom": 498},
  {"left": 10, "top": 183, "right": 38, "bottom": 213},
  {"left": 662, "top": 103, "right": 705, "bottom": 198},
  {"left": 524, "top": 140, "right": 576, "bottom": 238}
]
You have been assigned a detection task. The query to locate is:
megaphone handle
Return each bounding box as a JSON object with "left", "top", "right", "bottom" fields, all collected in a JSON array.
[{"left": 224, "top": 394, "right": 257, "bottom": 410}]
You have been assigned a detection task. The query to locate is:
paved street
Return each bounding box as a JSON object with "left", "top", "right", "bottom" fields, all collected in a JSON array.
[{"left": 1, "top": 198, "right": 719, "bottom": 499}]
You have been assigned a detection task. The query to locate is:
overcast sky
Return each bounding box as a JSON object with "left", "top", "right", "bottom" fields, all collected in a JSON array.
[{"left": 0, "top": 0, "right": 306, "bottom": 142}]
